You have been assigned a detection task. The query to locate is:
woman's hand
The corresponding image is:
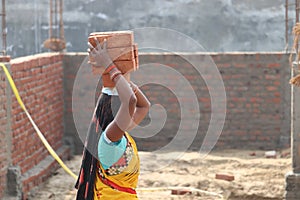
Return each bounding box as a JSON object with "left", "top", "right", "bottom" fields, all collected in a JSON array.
[{"left": 88, "top": 37, "right": 113, "bottom": 75}]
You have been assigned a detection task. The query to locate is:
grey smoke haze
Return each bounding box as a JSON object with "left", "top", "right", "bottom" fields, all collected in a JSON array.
[{"left": 5, "top": 0, "right": 291, "bottom": 57}]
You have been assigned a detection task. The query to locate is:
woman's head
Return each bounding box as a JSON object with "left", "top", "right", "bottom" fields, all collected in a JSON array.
[
  {"left": 96, "top": 93, "right": 120, "bottom": 131},
  {"left": 101, "top": 72, "right": 131, "bottom": 87}
]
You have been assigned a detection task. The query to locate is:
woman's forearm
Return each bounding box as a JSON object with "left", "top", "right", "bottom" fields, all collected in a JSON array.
[
  {"left": 126, "top": 82, "right": 150, "bottom": 131},
  {"left": 108, "top": 68, "right": 137, "bottom": 131},
  {"left": 109, "top": 68, "right": 136, "bottom": 104},
  {"left": 106, "top": 67, "right": 150, "bottom": 134},
  {"left": 130, "top": 82, "right": 151, "bottom": 108}
]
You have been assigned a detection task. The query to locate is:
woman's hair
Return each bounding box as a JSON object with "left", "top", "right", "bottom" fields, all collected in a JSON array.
[
  {"left": 86, "top": 93, "right": 121, "bottom": 157},
  {"left": 95, "top": 93, "right": 121, "bottom": 131},
  {"left": 75, "top": 93, "right": 121, "bottom": 200}
]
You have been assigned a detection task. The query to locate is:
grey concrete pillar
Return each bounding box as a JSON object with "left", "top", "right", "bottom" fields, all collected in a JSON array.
[
  {"left": 5, "top": 63, "right": 12, "bottom": 172},
  {"left": 1, "top": 62, "right": 23, "bottom": 200},
  {"left": 7, "top": 166, "right": 22, "bottom": 199},
  {"left": 2, "top": 62, "right": 23, "bottom": 200},
  {"left": 285, "top": 64, "right": 300, "bottom": 199},
  {"left": 1, "top": 62, "right": 22, "bottom": 200}
]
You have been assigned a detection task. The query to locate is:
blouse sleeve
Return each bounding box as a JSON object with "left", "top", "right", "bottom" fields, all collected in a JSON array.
[{"left": 97, "top": 130, "right": 127, "bottom": 169}]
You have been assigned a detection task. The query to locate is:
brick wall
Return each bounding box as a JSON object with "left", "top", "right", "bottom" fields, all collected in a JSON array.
[
  {"left": 211, "top": 53, "right": 290, "bottom": 149},
  {"left": 63, "top": 52, "right": 291, "bottom": 153},
  {"left": 63, "top": 53, "right": 97, "bottom": 155},
  {"left": 134, "top": 53, "right": 291, "bottom": 151},
  {"left": 0, "top": 53, "right": 69, "bottom": 199},
  {"left": 10, "top": 53, "right": 64, "bottom": 171}
]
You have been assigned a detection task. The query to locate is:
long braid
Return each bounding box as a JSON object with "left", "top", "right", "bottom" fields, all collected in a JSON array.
[{"left": 76, "top": 93, "right": 120, "bottom": 200}]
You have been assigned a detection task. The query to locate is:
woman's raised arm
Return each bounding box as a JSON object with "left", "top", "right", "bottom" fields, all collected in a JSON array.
[
  {"left": 88, "top": 37, "right": 150, "bottom": 142},
  {"left": 105, "top": 69, "right": 138, "bottom": 142}
]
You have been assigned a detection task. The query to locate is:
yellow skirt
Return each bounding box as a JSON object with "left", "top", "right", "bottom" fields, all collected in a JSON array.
[{"left": 94, "top": 172, "right": 138, "bottom": 200}]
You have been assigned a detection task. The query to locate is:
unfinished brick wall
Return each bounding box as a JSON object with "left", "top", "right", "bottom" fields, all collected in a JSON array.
[
  {"left": 63, "top": 53, "right": 93, "bottom": 155},
  {"left": 213, "top": 53, "right": 290, "bottom": 149},
  {"left": 64, "top": 52, "right": 291, "bottom": 153},
  {"left": 133, "top": 53, "right": 291, "bottom": 151},
  {"left": 0, "top": 53, "right": 69, "bottom": 199},
  {"left": 10, "top": 54, "right": 64, "bottom": 172}
]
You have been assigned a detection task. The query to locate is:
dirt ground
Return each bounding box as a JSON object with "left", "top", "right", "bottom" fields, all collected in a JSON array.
[{"left": 31, "top": 149, "right": 291, "bottom": 200}]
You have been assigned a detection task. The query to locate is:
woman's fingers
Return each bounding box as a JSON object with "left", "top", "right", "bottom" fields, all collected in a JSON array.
[
  {"left": 87, "top": 42, "right": 95, "bottom": 50},
  {"left": 89, "top": 37, "right": 108, "bottom": 53},
  {"left": 87, "top": 48, "right": 93, "bottom": 54},
  {"left": 87, "top": 37, "right": 113, "bottom": 68},
  {"left": 87, "top": 48, "right": 97, "bottom": 58},
  {"left": 102, "top": 39, "right": 107, "bottom": 50},
  {"left": 94, "top": 37, "right": 102, "bottom": 50},
  {"left": 87, "top": 43, "right": 98, "bottom": 58},
  {"left": 88, "top": 60, "right": 97, "bottom": 65}
]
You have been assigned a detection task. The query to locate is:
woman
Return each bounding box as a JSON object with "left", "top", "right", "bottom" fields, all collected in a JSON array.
[{"left": 75, "top": 38, "right": 150, "bottom": 200}]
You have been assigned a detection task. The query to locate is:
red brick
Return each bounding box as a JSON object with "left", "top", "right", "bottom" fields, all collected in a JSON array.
[
  {"left": 29, "top": 57, "right": 39, "bottom": 68},
  {"left": 215, "top": 173, "right": 235, "bottom": 181},
  {"left": 234, "top": 63, "right": 247, "bottom": 68},
  {"left": 268, "top": 98, "right": 281, "bottom": 103},
  {"left": 0, "top": 55, "right": 11, "bottom": 62},
  {"left": 255, "top": 54, "right": 260, "bottom": 61},
  {"left": 89, "top": 31, "right": 133, "bottom": 48},
  {"left": 267, "top": 63, "right": 280, "bottom": 68},
  {"left": 108, "top": 46, "right": 135, "bottom": 61},
  {"left": 171, "top": 189, "right": 192, "bottom": 195},
  {"left": 37, "top": 55, "right": 51, "bottom": 66},
  {"left": 265, "top": 74, "right": 279, "bottom": 80},
  {"left": 11, "top": 62, "right": 25, "bottom": 72},
  {"left": 266, "top": 86, "right": 277, "bottom": 91}
]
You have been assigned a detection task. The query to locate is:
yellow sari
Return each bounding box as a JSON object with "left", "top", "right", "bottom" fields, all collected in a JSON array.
[{"left": 94, "top": 132, "right": 140, "bottom": 200}]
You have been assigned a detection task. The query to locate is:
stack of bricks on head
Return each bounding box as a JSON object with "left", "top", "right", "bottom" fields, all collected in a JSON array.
[{"left": 88, "top": 30, "right": 139, "bottom": 87}]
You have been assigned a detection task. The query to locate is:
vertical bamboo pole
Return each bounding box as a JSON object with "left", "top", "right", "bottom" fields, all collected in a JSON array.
[
  {"left": 49, "top": 0, "right": 53, "bottom": 39},
  {"left": 297, "top": 0, "right": 299, "bottom": 23},
  {"left": 2, "top": 0, "right": 6, "bottom": 55},
  {"left": 286, "top": 0, "right": 289, "bottom": 50},
  {"left": 59, "top": 0, "right": 64, "bottom": 40},
  {"left": 54, "top": 0, "right": 58, "bottom": 38}
]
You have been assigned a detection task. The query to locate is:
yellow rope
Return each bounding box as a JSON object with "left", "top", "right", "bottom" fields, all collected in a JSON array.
[
  {"left": 137, "top": 186, "right": 224, "bottom": 199},
  {"left": 1, "top": 63, "right": 78, "bottom": 180}
]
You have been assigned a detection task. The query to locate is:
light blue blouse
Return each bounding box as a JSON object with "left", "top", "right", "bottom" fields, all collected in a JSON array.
[
  {"left": 98, "top": 131, "right": 127, "bottom": 170},
  {"left": 98, "top": 87, "right": 126, "bottom": 170}
]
